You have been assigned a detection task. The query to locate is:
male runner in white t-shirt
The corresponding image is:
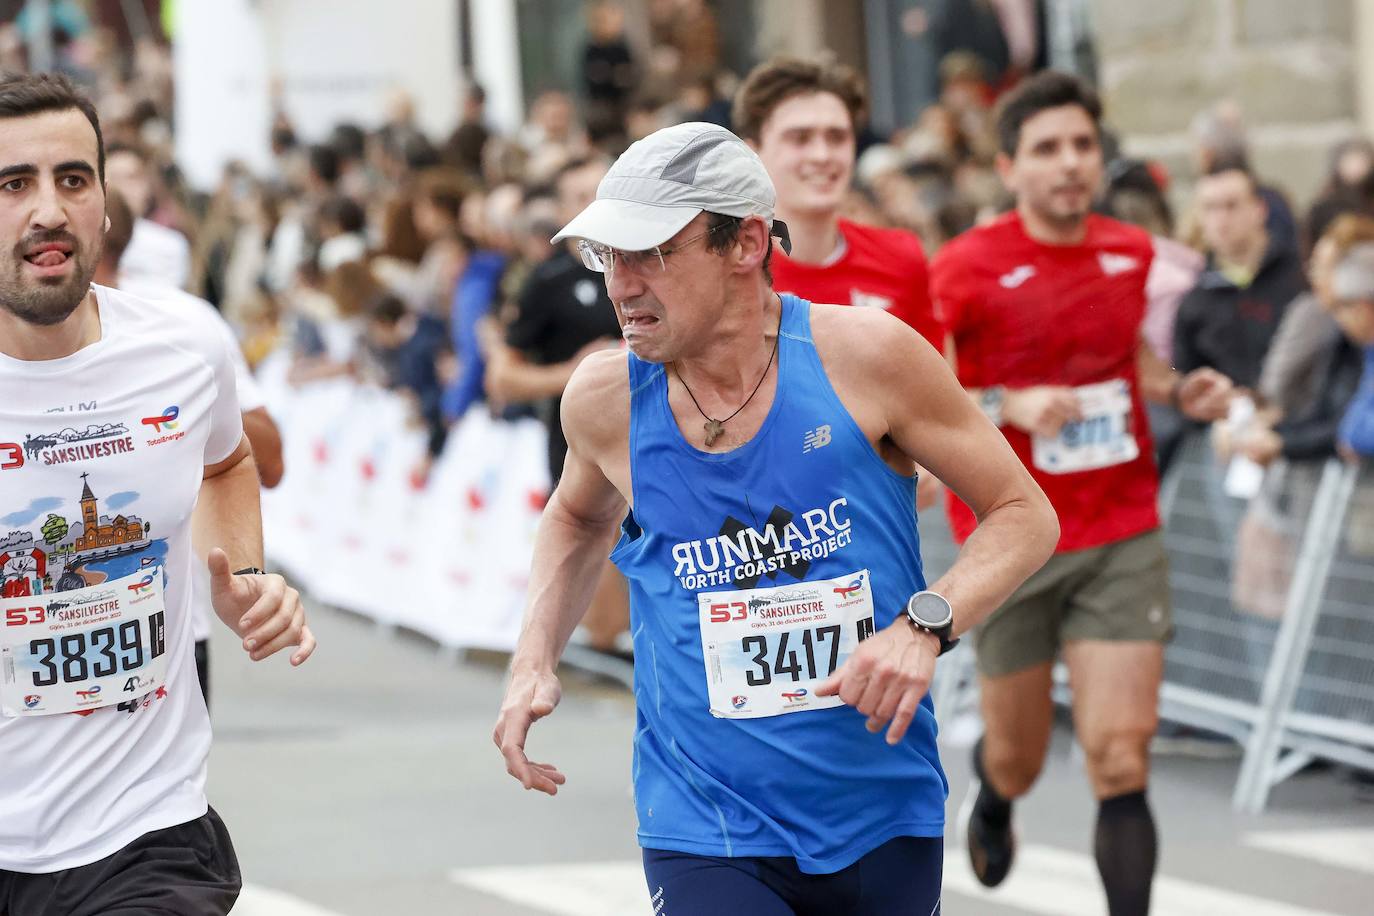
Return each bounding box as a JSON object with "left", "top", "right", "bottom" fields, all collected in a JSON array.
[{"left": 0, "top": 72, "right": 314, "bottom": 915}]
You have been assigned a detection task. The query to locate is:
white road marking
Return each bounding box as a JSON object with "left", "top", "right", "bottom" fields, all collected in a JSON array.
[
  {"left": 1244, "top": 827, "right": 1374, "bottom": 877},
  {"left": 943, "top": 844, "right": 1345, "bottom": 916},
  {"left": 449, "top": 861, "right": 649, "bottom": 916},
  {"left": 449, "top": 846, "right": 1346, "bottom": 916},
  {"left": 234, "top": 884, "right": 349, "bottom": 916}
]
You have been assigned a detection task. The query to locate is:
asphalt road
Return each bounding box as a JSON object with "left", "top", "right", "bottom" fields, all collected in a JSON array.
[{"left": 206, "top": 603, "right": 1374, "bottom": 916}]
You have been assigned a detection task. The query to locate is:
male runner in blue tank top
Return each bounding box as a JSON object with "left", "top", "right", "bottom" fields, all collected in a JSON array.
[{"left": 492, "top": 121, "right": 1060, "bottom": 915}]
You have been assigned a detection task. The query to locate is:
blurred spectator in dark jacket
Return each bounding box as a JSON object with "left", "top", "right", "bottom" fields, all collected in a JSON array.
[
  {"left": 444, "top": 83, "right": 492, "bottom": 178},
  {"left": 1174, "top": 159, "right": 1308, "bottom": 391},
  {"left": 365, "top": 293, "right": 452, "bottom": 459},
  {"left": 583, "top": 1, "right": 636, "bottom": 143},
  {"left": 1191, "top": 102, "right": 1298, "bottom": 253}
]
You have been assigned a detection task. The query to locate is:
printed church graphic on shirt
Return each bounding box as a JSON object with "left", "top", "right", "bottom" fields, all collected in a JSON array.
[{"left": 0, "top": 473, "right": 164, "bottom": 598}]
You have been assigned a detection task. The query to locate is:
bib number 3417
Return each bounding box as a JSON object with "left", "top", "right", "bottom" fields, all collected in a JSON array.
[
  {"left": 698, "top": 569, "right": 876, "bottom": 719},
  {"left": 741, "top": 625, "right": 841, "bottom": 686}
]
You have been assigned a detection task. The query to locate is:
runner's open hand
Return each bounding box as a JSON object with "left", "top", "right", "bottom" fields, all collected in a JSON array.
[
  {"left": 207, "top": 548, "right": 315, "bottom": 666},
  {"left": 816, "top": 622, "right": 940, "bottom": 745},
  {"left": 494, "top": 667, "right": 566, "bottom": 795}
]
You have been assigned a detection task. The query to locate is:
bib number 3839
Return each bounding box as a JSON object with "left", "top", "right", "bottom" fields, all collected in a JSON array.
[
  {"left": 1, "top": 569, "right": 169, "bottom": 717},
  {"left": 698, "top": 569, "right": 875, "bottom": 719}
]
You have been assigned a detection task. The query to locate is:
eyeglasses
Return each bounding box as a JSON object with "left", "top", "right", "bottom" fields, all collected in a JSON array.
[{"left": 577, "top": 222, "right": 729, "bottom": 274}]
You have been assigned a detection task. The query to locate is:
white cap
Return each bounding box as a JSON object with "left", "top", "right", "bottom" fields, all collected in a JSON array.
[{"left": 553, "top": 122, "right": 784, "bottom": 251}]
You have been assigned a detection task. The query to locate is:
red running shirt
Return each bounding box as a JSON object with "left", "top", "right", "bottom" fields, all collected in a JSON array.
[
  {"left": 930, "top": 212, "right": 1161, "bottom": 552},
  {"left": 772, "top": 218, "right": 943, "bottom": 348}
]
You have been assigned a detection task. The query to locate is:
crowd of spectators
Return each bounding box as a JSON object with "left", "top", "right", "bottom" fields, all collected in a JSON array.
[{"left": 6, "top": 0, "right": 1374, "bottom": 660}]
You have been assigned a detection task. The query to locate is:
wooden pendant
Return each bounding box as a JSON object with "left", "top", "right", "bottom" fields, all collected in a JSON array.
[{"left": 703, "top": 419, "right": 725, "bottom": 447}]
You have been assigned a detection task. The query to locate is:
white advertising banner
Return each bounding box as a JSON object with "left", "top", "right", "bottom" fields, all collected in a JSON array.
[{"left": 258, "top": 365, "right": 549, "bottom": 652}]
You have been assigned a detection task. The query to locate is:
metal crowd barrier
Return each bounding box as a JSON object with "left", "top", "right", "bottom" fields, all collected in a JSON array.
[{"left": 921, "top": 431, "right": 1373, "bottom": 813}]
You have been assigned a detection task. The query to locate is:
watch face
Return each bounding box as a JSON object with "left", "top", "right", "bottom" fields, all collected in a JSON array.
[{"left": 907, "top": 592, "right": 953, "bottom": 628}]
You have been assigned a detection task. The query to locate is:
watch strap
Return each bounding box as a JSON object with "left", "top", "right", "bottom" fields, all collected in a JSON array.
[{"left": 233, "top": 566, "right": 265, "bottom": 576}]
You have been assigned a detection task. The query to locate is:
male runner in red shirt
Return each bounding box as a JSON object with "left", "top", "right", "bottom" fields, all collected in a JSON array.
[
  {"left": 736, "top": 56, "right": 945, "bottom": 510},
  {"left": 930, "top": 72, "right": 1231, "bottom": 916},
  {"left": 734, "top": 56, "right": 942, "bottom": 350}
]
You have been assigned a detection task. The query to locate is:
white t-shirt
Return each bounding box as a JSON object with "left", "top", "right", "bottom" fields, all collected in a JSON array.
[
  {"left": 0, "top": 284, "right": 244, "bottom": 872},
  {"left": 117, "top": 279, "right": 265, "bottom": 645},
  {"left": 120, "top": 219, "right": 192, "bottom": 291}
]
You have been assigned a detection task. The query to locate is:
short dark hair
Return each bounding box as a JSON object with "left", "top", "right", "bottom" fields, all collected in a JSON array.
[
  {"left": 734, "top": 56, "right": 867, "bottom": 143},
  {"left": 102, "top": 189, "right": 135, "bottom": 266},
  {"left": 703, "top": 212, "right": 773, "bottom": 285},
  {"left": 330, "top": 123, "right": 366, "bottom": 162},
  {"left": 105, "top": 139, "right": 152, "bottom": 168},
  {"left": 994, "top": 71, "right": 1103, "bottom": 157},
  {"left": 308, "top": 144, "right": 340, "bottom": 186},
  {"left": 368, "top": 292, "right": 407, "bottom": 326},
  {"left": 415, "top": 168, "right": 467, "bottom": 221},
  {"left": 1202, "top": 151, "right": 1260, "bottom": 196},
  {"left": 320, "top": 195, "right": 367, "bottom": 235},
  {"left": 0, "top": 71, "right": 106, "bottom": 182}
]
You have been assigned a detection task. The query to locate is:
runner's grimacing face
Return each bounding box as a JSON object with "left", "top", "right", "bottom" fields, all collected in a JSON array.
[
  {"left": 1001, "top": 105, "right": 1102, "bottom": 229},
  {"left": 602, "top": 214, "right": 733, "bottom": 364},
  {"left": 753, "top": 91, "right": 855, "bottom": 217},
  {"left": 0, "top": 109, "right": 105, "bottom": 327}
]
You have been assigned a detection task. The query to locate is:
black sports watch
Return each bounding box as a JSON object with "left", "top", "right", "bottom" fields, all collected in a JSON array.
[
  {"left": 904, "top": 591, "right": 959, "bottom": 656},
  {"left": 233, "top": 567, "right": 265, "bottom": 577}
]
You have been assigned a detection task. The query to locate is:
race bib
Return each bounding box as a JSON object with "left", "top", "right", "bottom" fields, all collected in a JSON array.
[
  {"left": 1032, "top": 379, "right": 1140, "bottom": 474},
  {"left": 1, "top": 569, "right": 168, "bottom": 718},
  {"left": 698, "top": 569, "right": 876, "bottom": 719}
]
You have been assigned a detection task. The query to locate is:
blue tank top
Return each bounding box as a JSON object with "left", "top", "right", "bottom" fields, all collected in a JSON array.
[{"left": 610, "top": 294, "right": 947, "bottom": 874}]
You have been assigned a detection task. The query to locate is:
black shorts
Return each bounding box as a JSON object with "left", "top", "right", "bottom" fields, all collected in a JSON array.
[
  {"left": 0, "top": 807, "right": 240, "bottom": 916},
  {"left": 195, "top": 638, "right": 210, "bottom": 710},
  {"left": 642, "top": 835, "right": 942, "bottom": 916}
]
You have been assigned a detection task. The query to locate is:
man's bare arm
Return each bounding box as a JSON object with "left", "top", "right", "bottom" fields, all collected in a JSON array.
[
  {"left": 242, "top": 407, "right": 284, "bottom": 488},
  {"left": 832, "top": 309, "right": 1059, "bottom": 635},
  {"left": 494, "top": 349, "right": 630, "bottom": 793},
  {"left": 197, "top": 436, "right": 264, "bottom": 590},
  {"left": 1136, "top": 336, "right": 1233, "bottom": 419}
]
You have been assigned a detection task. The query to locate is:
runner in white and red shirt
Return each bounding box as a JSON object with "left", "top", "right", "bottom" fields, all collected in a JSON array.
[
  {"left": 0, "top": 72, "right": 313, "bottom": 915},
  {"left": 929, "top": 72, "right": 1231, "bottom": 916}
]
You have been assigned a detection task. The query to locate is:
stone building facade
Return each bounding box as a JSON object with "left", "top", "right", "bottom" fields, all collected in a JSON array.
[{"left": 1092, "top": 0, "right": 1363, "bottom": 210}]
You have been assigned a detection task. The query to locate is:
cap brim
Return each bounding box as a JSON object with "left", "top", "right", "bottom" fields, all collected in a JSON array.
[{"left": 551, "top": 199, "right": 701, "bottom": 250}]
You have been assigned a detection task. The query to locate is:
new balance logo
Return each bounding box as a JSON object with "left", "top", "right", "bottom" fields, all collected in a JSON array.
[
  {"left": 803, "top": 425, "right": 832, "bottom": 453},
  {"left": 999, "top": 265, "right": 1036, "bottom": 288},
  {"left": 1099, "top": 252, "right": 1140, "bottom": 276}
]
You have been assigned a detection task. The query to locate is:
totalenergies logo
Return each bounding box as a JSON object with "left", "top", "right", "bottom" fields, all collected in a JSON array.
[
  {"left": 782, "top": 689, "right": 809, "bottom": 702},
  {"left": 141, "top": 405, "right": 180, "bottom": 433},
  {"left": 127, "top": 574, "right": 156, "bottom": 596},
  {"left": 833, "top": 577, "right": 864, "bottom": 600},
  {"left": 76, "top": 686, "right": 102, "bottom": 700}
]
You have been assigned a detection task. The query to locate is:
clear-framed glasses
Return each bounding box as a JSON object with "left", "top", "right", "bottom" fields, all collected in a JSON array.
[{"left": 577, "top": 222, "right": 730, "bottom": 274}]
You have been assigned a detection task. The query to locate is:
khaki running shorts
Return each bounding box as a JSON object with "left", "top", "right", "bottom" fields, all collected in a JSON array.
[{"left": 971, "top": 528, "right": 1172, "bottom": 678}]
